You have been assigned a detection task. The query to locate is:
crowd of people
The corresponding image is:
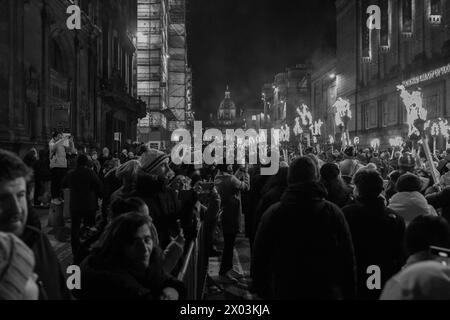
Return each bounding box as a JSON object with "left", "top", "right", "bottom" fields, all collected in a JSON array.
[{"left": 1, "top": 133, "right": 450, "bottom": 300}]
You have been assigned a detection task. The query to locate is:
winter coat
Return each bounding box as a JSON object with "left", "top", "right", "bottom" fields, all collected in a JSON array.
[
  {"left": 21, "top": 226, "right": 72, "bottom": 300},
  {"left": 320, "top": 179, "right": 353, "bottom": 208},
  {"left": 380, "top": 261, "right": 450, "bottom": 300},
  {"left": 102, "top": 168, "right": 122, "bottom": 199},
  {"left": 76, "top": 247, "right": 185, "bottom": 300},
  {"left": 49, "top": 138, "right": 73, "bottom": 169},
  {"left": 98, "top": 154, "right": 113, "bottom": 169},
  {"left": 388, "top": 191, "right": 438, "bottom": 226},
  {"left": 34, "top": 150, "right": 51, "bottom": 182},
  {"left": 62, "top": 166, "right": 103, "bottom": 215},
  {"left": 242, "top": 168, "right": 270, "bottom": 238},
  {"left": 252, "top": 182, "right": 356, "bottom": 300},
  {"left": 214, "top": 171, "right": 250, "bottom": 235},
  {"left": 132, "top": 175, "right": 181, "bottom": 249},
  {"left": 342, "top": 197, "right": 406, "bottom": 299},
  {"left": 252, "top": 184, "right": 286, "bottom": 243},
  {"left": 426, "top": 187, "right": 450, "bottom": 224}
]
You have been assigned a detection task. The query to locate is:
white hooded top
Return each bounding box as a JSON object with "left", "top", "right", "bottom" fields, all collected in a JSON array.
[{"left": 388, "top": 191, "right": 438, "bottom": 226}]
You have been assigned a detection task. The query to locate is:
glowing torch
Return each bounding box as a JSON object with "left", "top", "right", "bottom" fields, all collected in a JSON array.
[
  {"left": 389, "top": 137, "right": 403, "bottom": 159},
  {"left": 333, "top": 97, "right": 352, "bottom": 149},
  {"left": 397, "top": 85, "right": 439, "bottom": 184},
  {"left": 370, "top": 138, "right": 380, "bottom": 153},
  {"left": 438, "top": 118, "right": 450, "bottom": 150},
  {"left": 354, "top": 137, "right": 360, "bottom": 149},
  {"left": 329, "top": 135, "right": 335, "bottom": 153},
  {"left": 428, "top": 121, "right": 440, "bottom": 156},
  {"left": 296, "top": 104, "right": 313, "bottom": 148},
  {"left": 311, "top": 119, "right": 323, "bottom": 153},
  {"left": 280, "top": 124, "right": 291, "bottom": 160}
]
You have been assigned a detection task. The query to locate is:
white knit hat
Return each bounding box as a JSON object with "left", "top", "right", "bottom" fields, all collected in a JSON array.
[{"left": 0, "top": 232, "right": 36, "bottom": 300}]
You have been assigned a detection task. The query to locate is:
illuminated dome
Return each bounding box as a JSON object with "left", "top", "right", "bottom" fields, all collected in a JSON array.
[{"left": 218, "top": 86, "right": 237, "bottom": 121}]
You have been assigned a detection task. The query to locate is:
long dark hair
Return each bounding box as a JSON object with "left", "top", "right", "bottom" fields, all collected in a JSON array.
[{"left": 92, "top": 212, "right": 159, "bottom": 268}]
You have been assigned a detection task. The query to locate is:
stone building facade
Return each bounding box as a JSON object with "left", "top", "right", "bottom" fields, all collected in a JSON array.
[
  {"left": 336, "top": 0, "right": 450, "bottom": 149},
  {"left": 0, "top": 0, "right": 145, "bottom": 156}
]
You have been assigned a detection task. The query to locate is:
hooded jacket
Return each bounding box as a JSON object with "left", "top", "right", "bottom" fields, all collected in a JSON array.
[
  {"left": 388, "top": 191, "right": 438, "bottom": 226},
  {"left": 342, "top": 197, "right": 406, "bottom": 299},
  {"left": 380, "top": 261, "right": 450, "bottom": 300},
  {"left": 252, "top": 182, "right": 356, "bottom": 300}
]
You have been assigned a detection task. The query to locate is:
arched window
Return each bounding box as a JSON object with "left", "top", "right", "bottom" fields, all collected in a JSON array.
[{"left": 50, "top": 39, "right": 65, "bottom": 73}]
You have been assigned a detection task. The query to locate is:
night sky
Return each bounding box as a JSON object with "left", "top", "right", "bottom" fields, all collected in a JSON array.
[{"left": 187, "top": 0, "right": 336, "bottom": 121}]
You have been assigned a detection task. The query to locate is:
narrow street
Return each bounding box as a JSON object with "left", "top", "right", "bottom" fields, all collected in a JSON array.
[
  {"left": 205, "top": 233, "right": 256, "bottom": 300},
  {"left": 36, "top": 205, "right": 257, "bottom": 300}
]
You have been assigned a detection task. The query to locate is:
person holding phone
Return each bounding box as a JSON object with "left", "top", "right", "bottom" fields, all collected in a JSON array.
[
  {"left": 214, "top": 162, "right": 250, "bottom": 284},
  {"left": 48, "top": 131, "right": 75, "bottom": 204}
]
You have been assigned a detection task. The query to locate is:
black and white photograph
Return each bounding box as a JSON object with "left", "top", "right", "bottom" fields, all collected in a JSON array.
[{"left": 1, "top": 0, "right": 450, "bottom": 310}]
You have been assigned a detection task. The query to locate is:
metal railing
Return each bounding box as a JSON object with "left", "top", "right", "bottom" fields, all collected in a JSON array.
[{"left": 177, "top": 222, "right": 208, "bottom": 300}]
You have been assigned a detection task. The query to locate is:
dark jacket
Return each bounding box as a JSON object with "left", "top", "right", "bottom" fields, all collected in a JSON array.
[
  {"left": 133, "top": 174, "right": 181, "bottom": 249},
  {"left": 426, "top": 187, "right": 450, "bottom": 224},
  {"left": 342, "top": 197, "right": 406, "bottom": 300},
  {"left": 22, "top": 226, "right": 72, "bottom": 300},
  {"left": 214, "top": 171, "right": 250, "bottom": 235},
  {"left": 98, "top": 154, "right": 113, "bottom": 169},
  {"left": 320, "top": 178, "right": 353, "bottom": 208},
  {"left": 77, "top": 247, "right": 185, "bottom": 300},
  {"left": 34, "top": 150, "right": 51, "bottom": 182},
  {"left": 102, "top": 168, "right": 122, "bottom": 199},
  {"left": 62, "top": 166, "right": 103, "bottom": 214},
  {"left": 252, "top": 182, "right": 356, "bottom": 300},
  {"left": 252, "top": 184, "right": 286, "bottom": 243},
  {"left": 242, "top": 168, "right": 270, "bottom": 238}
]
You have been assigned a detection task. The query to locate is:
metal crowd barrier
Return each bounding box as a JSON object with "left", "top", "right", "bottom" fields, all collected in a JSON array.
[{"left": 177, "top": 222, "right": 208, "bottom": 300}]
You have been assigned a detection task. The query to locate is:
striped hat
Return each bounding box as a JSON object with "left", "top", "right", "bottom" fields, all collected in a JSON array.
[
  {"left": 0, "top": 232, "right": 35, "bottom": 300},
  {"left": 140, "top": 148, "right": 170, "bottom": 174}
]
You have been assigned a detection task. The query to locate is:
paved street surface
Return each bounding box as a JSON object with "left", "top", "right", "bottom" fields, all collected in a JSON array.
[
  {"left": 205, "top": 233, "right": 257, "bottom": 300},
  {"left": 35, "top": 207, "right": 73, "bottom": 272},
  {"left": 36, "top": 206, "right": 256, "bottom": 300}
]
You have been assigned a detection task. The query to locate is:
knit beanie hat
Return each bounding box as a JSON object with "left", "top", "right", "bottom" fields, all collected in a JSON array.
[
  {"left": 116, "top": 160, "right": 141, "bottom": 180},
  {"left": 139, "top": 148, "right": 169, "bottom": 174},
  {"left": 397, "top": 173, "right": 423, "bottom": 192},
  {"left": 0, "top": 232, "right": 35, "bottom": 300}
]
